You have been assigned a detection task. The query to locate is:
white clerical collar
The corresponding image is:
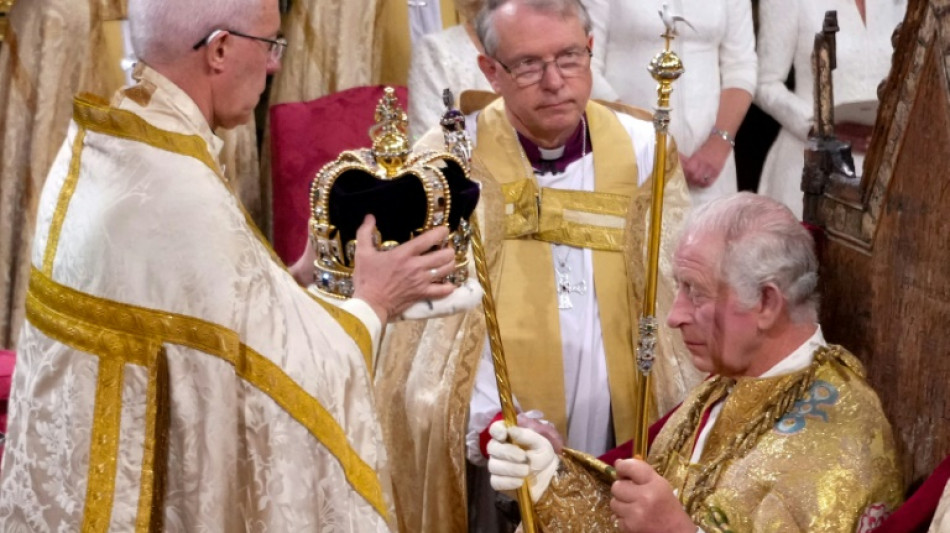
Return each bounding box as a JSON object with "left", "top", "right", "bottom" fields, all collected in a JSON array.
[
  {"left": 539, "top": 146, "right": 565, "bottom": 160},
  {"left": 759, "top": 325, "right": 825, "bottom": 378}
]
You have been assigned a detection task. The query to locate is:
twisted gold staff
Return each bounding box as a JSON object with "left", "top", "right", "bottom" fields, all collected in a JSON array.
[{"left": 470, "top": 218, "right": 538, "bottom": 533}]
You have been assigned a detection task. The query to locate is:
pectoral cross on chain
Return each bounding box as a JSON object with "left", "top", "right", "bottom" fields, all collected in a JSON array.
[{"left": 556, "top": 265, "right": 588, "bottom": 309}]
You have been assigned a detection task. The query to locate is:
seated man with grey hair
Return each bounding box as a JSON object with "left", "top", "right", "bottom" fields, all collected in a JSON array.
[
  {"left": 487, "top": 192, "right": 904, "bottom": 532},
  {"left": 0, "top": 0, "right": 458, "bottom": 530}
]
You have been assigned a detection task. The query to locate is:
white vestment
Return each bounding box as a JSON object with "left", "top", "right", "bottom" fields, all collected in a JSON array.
[
  {"left": 0, "top": 65, "right": 394, "bottom": 532},
  {"left": 465, "top": 110, "right": 657, "bottom": 461}
]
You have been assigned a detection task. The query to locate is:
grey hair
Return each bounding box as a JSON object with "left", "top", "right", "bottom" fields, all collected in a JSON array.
[
  {"left": 128, "top": 0, "right": 261, "bottom": 65},
  {"left": 474, "top": 0, "right": 592, "bottom": 57},
  {"left": 680, "top": 192, "right": 820, "bottom": 323}
]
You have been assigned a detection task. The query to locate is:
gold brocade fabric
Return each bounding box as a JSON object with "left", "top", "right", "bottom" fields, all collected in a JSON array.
[
  {"left": 536, "top": 455, "right": 618, "bottom": 532},
  {"left": 536, "top": 347, "right": 904, "bottom": 532}
]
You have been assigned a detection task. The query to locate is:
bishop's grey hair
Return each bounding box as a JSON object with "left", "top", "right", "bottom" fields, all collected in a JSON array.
[
  {"left": 474, "top": 0, "right": 592, "bottom": 57},
  {"left": 680, "top": 192, "right": 820, "bottom": 323},
  {"left": 128, "top": 0, "right": 261, "bottom": 64}
]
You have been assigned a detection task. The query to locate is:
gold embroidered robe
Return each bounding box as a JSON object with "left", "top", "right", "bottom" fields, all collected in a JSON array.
[
  {"left": 374, "top": 94, "right": 697, "bottom": 532},
  {"left": 535, "top": 346, "right": 904, "bottom": 532},
  {"left": 0, "top": 65, "right": 394, "bottom": 531}
]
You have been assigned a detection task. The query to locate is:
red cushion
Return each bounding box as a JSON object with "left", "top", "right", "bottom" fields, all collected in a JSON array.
[
  {"left": 0, "top": 349, "right": 14, "bottom": 442},
  {"left": 598, "top": 403, "right": 680, "bottom": 466},
  {"left": 875, "top": 454, "right": 950, "bottom": 533},
  {"left": 0, "top": 350, "right": 14, "bottom": 399},
  {"left": 269, "top": 86, "right": 409, "bottom": 264}
]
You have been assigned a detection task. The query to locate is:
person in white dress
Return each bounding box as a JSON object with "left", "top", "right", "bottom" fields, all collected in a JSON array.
[
  {"left": 755, "top": 0, "right": 907, "bottom": 219},
  {"left": 583, "top": 0, "right": 757, "bottom": 205},
  {"left": 408, "top": 0, "right": 490, "bottom": 140}
]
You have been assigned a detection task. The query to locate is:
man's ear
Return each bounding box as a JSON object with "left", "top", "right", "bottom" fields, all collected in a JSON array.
[
  {"left": 477, "top": 54, "right": 504, "bottom": 93},
  {"left": 205, "top": 33, "right": 229, "bottom": 73},
  {"left": 756, "top": 282, "right": 786, "bottom": 330}
]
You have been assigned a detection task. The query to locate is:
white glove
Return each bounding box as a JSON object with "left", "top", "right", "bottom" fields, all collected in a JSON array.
[
  {"left": 486, "top": 420, "right": 558, "bottom": 503},
  {"left": 397, "top": 276, "right": 483, "bottom": 320}
]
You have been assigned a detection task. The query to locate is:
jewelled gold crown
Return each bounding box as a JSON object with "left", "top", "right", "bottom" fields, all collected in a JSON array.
[{"left": 308, "top": 87, "right": 480, "bottom": 298}]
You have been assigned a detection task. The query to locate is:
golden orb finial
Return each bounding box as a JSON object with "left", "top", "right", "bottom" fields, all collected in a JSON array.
[{"left": 369, "top": 87, "right": 411, "bottom": 178}]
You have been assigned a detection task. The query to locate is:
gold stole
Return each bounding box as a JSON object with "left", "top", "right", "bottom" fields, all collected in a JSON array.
[{"left": 475, "top": 99, "right": 640, "bottom": 444}]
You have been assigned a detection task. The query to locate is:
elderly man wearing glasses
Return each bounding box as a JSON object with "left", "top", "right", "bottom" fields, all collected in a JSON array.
[
  {"left": 0, "top": 0, "right": 460, "bottom": 530},
  {"left": 381, "top": 0, "right": 696, "bottom": 529}
]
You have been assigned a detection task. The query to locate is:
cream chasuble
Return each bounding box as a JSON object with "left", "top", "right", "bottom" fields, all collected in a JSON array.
[
  {"left": 0, "top": 66, "right": 394, "bottom": 532},
  {"left": 0, "top": 0, "right": 260, "bottom": 350}
]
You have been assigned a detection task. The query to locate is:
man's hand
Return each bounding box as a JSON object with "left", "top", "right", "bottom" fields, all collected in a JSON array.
[
  {"left": 351, "top": 215, "right": 456, "bottom": 324},
  {"left": 610, "top": 459, "right": 695, "bottom": 533},
  {"left": 486, "top": 420, "right": 559, "bottom": 503},
  {"left": 289, "top": 236, "right": 317, "bottom": 286},
  {"left": 517, "top": 411, "right": 564, "bottom": 455},
  {"left": 681, "top": 135, "right": 731, "bottom": 188}
]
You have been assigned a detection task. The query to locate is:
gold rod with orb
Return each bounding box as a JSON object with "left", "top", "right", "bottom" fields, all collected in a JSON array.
[{"left": 632, "top": 9, "right": 686, "bottom": 460}]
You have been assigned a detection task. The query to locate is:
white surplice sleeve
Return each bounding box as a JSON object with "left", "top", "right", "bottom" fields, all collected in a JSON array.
[
  {"left": 754, "top": 0, "right": 812, "bottom": 141},
  {"left": 408, "top": 32, "right": 454, "bottom": 141},
  {"left": 720, "top": 0, "right": 757, "bottom": 94},
  {"left": 583, "top": 0, "right": 621, "bottom": 102}
]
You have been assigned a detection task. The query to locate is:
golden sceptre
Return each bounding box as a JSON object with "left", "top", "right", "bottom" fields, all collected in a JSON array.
[
  {"left": 440, "top": 90, "right": 538, "bottom": 533},
  {"left": 632, "top": 6, "right": 686, "bottom": 459}
]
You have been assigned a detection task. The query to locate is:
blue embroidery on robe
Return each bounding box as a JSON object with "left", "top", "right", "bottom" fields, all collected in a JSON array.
[{"left": 774, "top": 380, "right": 839, "bottom": 434}]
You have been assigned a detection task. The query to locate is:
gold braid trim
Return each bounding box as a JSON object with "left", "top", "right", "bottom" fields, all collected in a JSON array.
[
  {"left": 651, "top": 346, "right": 852, "bottom": 524},
  {"left": 27, "top": 267, "right": 391, "bottom": 524},
  {"left": 43, "top": 128, "right": 87, "bottom": 275},
  {"left": 499, "top": 181, "right": 629, "bottom": 252}
]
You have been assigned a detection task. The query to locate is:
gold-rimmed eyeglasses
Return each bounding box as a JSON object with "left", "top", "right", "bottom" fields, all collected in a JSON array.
[
  {"left": 192, "top": 29, "right": 288, "bottom": 62},
  {"left": 494, "top": 47, "right": 592, "bottom": 88}
]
